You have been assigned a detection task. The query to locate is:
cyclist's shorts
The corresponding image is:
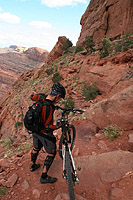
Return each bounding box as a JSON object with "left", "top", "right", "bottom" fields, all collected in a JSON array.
[{"left": 32, "top": 132, "right": 56, "bottom": 154}]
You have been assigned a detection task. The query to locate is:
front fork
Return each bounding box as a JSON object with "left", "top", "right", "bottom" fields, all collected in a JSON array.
[{"left": 62, "top": 145, "right": 79, "bottom": 184}]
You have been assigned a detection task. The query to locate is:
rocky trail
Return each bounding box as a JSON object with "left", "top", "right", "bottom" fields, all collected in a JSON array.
[
  {"left": 0, "top": 123, "right": 133, "bottom": 200},
  {"left": 0, "top": 46, "right": 133, "bottom": 199},
  {"left": 0, "top": 0, "right": 133, "bottom": 198}
]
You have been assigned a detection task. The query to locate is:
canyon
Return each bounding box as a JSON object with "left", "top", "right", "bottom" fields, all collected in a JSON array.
[
  {"left": 0, "top": 46, "right": 48, "bottom": 97},
  {"left": 0, "top": 0, "right": 133, "bottom": 199}
]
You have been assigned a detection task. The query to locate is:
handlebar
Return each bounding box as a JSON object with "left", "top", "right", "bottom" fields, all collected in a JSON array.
[{"left": 55, "top": 106, "right": 84, "bottom": 114}]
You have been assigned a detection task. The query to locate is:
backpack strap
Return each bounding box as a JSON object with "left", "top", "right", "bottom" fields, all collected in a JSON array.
[
  {"left": 39, "top": 94, "right": 46, "bottom": 103},
  {"left": 41, "top": 100, "right": 54, "bottom": 132}
]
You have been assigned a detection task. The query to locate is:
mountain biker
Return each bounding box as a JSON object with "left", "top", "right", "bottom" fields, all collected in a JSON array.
[{"left": 30, "top": 82, "right": 66, "bottom": 184}]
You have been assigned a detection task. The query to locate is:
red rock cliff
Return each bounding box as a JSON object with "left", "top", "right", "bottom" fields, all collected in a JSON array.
[
  {"left": 77, "top": 0, "right": 133, "bottom": 46},
  {"left": 46, "top": 36, "right": 67, "bottom": 65}
]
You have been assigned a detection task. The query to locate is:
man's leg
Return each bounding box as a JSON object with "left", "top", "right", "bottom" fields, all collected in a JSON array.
[
  {"left": 30, "top": 147, "right": 41, "bottom": 172},
  {"left": 30, "top": 133, "right": 42, "bottom": 172},
  {"left": 40, "top": 152, "right": 57, "bottom": 183},
  {"left": 39, "top": 134, "right": 57, "bottom": 184}
]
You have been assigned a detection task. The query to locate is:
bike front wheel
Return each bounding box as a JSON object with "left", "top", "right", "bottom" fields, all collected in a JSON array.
[
  {"left": 65, "top": 150, "right": 75, "bottom": 200},
  {"left": 59, "top": 124, "right": 76, "bottom": 159}
]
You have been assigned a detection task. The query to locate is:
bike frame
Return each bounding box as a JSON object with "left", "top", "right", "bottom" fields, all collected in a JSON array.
[{"left": 62, "top": 126, "right": 79, "bottom": 184}]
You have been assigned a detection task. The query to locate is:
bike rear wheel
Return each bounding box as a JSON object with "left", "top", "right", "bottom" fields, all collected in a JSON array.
[
  {"left": 65, "top": 150, "right": 75, "bottom": 200},
  {"left": 59, "top": 124, "right": 76, "bottom": 159}
]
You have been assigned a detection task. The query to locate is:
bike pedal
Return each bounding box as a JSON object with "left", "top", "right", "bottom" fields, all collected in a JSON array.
[
  {"left": 77, "top": 167, "right": 81, "bottom": 171},
  {"left": 76, "top": 178, "right": 79, "bottom": 184}
]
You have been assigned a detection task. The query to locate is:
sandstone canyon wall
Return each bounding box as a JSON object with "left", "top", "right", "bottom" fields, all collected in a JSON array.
[{"left": 77, "top": 0, "right": 133, "bottom": 46}]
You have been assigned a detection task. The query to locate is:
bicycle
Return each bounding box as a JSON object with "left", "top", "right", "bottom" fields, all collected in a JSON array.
[{"left": 55, "top": 106, "right": 84, "bottom": 200}]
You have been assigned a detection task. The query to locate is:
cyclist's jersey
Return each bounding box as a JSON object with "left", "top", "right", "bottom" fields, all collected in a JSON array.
[{"left": 31, "top": 94, "right": 56, "bottom": 133}]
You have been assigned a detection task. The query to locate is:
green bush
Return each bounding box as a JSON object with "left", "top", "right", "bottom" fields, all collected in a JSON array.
[
  {"left": 100, "top": 36, "right": 112, "bottom": 59},
  {"left": 85, "top": 36, "right": 95, "bottom": 53},
  {"left": 115, "top": 34, "right": 133, "bottom": 52},
  {"left": 16, "top": 142, "right": 32, "bottom": 152},
  {"left": 75, "top": 46, "right": 84, "bottom": 53},
  {"left": 15, "top": 121, "right": 23, "bottom": 129},
  {"left": 115, "top": 42, "right": 123, "bottom": 52},
  {"left": 52, "top": 72, "right": 62, "bottom": 83},
  {"left": 62, "top": 96, "right": 75, "bottom": 109},
  {"left": 102, "top": 126, "right": 122, "bottom": 141},
  {"left": 100, "top": 34, "right": 133, "bottom": 58},
  {"left": 0, "top": 139, "right": 12, "bottom": 150},
  {"left": 45, "top": 65, "right": 54, "bottom": 75},
  {"left": 82, "top": 82, "right": 100, "bottom": 101},
  {"left": 0, "top": 186, "right": 8, "bottom": 196},
  {"left": 62, "top": 38, "right": 73, "bottom": 51}
]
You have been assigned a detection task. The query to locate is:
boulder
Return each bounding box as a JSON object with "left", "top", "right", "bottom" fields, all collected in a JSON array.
[
  {"left": 86, "top": 85, "right": 133, "bottom": 130},
  {"left": 21, "top": 179, "right": 30, "bottom": 190},
  {"left": 46, "top": 36, "right": 67, "bottom": 65},
  {"left": 6, "top": 173, "right": 18, "bottom": 188}
]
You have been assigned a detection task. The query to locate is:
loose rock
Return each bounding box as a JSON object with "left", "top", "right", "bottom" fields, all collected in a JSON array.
[
  {"left": 6, "top": 173, "right": 18, "bottom": 188},
  {"left": 32, "top": 189, "right": 40, "bottom": 199}
]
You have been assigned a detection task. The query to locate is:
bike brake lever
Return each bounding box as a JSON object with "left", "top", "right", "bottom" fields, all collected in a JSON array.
[
  {"left": 54, "top": 106, "right": 59, "bottom": 110},
  {"left": 73, "top": 109, "right": 84, "bottom": 114}
]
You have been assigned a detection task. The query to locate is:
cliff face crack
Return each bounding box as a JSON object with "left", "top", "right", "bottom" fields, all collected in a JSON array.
[
  {"left": 105, "top": 4, "right": 113, "bottom": 11},
  {"left": 105, "top": 4, "right": 114, "bottom": 35},
  {"left": 105, "top": 14, "right": 109, "bottom": 35}
]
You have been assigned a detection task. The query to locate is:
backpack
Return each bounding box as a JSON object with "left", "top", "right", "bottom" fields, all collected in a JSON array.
[{"left": 24, "top": 94, "right": 47, "bottom": 133}]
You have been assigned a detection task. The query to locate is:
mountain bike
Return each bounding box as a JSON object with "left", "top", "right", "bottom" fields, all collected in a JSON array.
[{"left": 55, "top": 106, "right": 84, "bottom": 200}]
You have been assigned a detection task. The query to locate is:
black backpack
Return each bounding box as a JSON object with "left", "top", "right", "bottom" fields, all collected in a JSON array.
[{"left": 24, "top": 94, "right": 47, "bottom": 133}]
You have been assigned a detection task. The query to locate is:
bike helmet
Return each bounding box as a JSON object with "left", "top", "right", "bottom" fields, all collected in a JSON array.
[{"left": 50, "top": 82, "right": 66, "bottom": 98}]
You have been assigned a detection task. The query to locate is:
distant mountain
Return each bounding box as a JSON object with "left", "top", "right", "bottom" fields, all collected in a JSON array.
[{"left": 0, "top": 46, "right": 49, "bottom": 97}]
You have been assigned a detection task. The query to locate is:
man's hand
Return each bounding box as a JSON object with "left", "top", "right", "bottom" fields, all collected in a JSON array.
[{"left": 56, "top": 121, "right": 61, "bottom": 129}]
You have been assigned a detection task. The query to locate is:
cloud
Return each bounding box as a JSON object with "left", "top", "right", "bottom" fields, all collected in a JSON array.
[
  {"left": 0, "top": 12, "right": 20, "bottom": 24},
  {"left": 0, "top": 24, "right": 56, "bottom": 51},
  {"left": 0, "top": 7, "right": 2, "bottom": 12},
  {"left": 29, "top": 21, "right": 52, "bottom": 29},
  {"left": 41, "top": 0, "right": 87, "bottom": 7}
]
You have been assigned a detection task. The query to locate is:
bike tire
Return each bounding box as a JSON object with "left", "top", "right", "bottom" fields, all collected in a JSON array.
[
  {"left": 59, "top": 124, "right": 76, "bottom": 159},
  {"left": 65, "top": 150, "right": 75, "bottom": 200}
]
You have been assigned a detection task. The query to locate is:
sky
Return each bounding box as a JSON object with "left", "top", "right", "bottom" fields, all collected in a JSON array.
[{"left": 0, "top": 0, "right": 90, "bottom": 51}]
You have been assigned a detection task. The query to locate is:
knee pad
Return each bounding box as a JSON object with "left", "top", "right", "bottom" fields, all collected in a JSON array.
[
  {"left": 44, "top": 154, "right": 56, "bottom": 172},
  {"left": 31, "top": 148, "right": 40, "bottom": 164}
]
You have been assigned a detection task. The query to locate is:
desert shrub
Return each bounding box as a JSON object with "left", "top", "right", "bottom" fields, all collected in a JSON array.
[
  {"left": 15, "top": 121, "right": 23, "bottom": 129},
  {"left": 115, "top": 34, "right": 133, "bottom": 52},
  {"left": 85, "top": 36, "right": 95, "bottom": 53},
  {"left": 0, "top": 186, "right": 8, "bottom": 196},
  {"left": 75, "top": 46, "right": 84, "bottom": 53},
  {"left": 16, "top": 142, "right": 32, "bottom": 152},
  {"left": 100, "top": 36, "right": 112, "bottom": 59},
  {"left": 45, "top": 65, "right": 54, "bottom": 75},
  {"left": 0, "top": 139, "right": 12, "bottom": 150},
  {"left": 62, "top": 96, "right": 75, "bottom": 109},
  {"left": 102, "top": 126, "right": 122, "bottom": 141},
  {"left": 52, "top": 71, "right": 62, "bottom": 83},
  {"left": 115, "top": 42, "right": 123, "bottom": 52},
  {"left": 82, "top": 82, "right": 100, "bottom": 101},
  {"left": 62, "top": 38, "right": 73, "bottom": 51},
  {"left": 100, "top": 34, "right": 133, "bottom": 58}
]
